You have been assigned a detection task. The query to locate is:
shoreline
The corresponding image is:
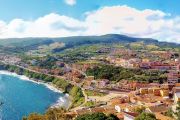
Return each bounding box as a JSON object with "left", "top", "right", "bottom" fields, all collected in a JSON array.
[{"left": 0, "top": 70, "right": 71, "bottom": 109}]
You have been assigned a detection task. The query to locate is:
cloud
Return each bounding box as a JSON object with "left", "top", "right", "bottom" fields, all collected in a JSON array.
[
  {"left": 0, "top": 5, "right": 180, "bottom": 43},
  {"left": 84, "top": 5, "right": 180, "bottom": 43},
  {"left": 64, "top": 0, "right": 76, "bottom": 6}
]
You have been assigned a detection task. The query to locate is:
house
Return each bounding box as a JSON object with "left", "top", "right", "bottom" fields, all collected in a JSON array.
[
  {"left": 161, "top": 83, "right": 170, "bottom": 90},
  {"left": 175, "top": 83, "right": 180, "bottom": 87},
  {"left": 155, "top": 113, "right": 174, "bottom": 120},
  {"left": 160, "top": 89, "right": 169, "bottom": 97},
  {"left": 56, "top": 61, "right": 65, "bottom": 67},
  {"left": 146, "top": 105, "right": 169, "bottom": 113},
  {"left": 30, "top": 59, "right": 37, "bottom": 65},
  {"left": 146, "top": 103, "right": 169, "bottom": 113},
  {"left": 124, "top": 112, "right": 139, "bottom": 120},
  {"left": 116, "top": 113, "right": 124, "bottom": 120},
  {"left": 114, "top": 103, "right": 130, "bottom": 113},
  {"left": 150, "top": 62, "right": 172, "bottom": 71},
  {"left": 153, "top": 88, "right": 161, "bottom": 96},
  {"left": 140, "top": 62, "right": 151, "bottom": 69},
  {"left": 75, "top": 108, "right": 91, "bottom": 115},
  {"left": 148, "top": 88, "right": 154, "bottom": 94},
  {"left": 132, "top": 82, "right": 149, "bottom": 90},
  {"left": 91, "top": 107, "right": 105, "bottom": 113},
  {"left": 133, "top": 94, "right": 164, "bottom": 105},
  {"left": 167, "top": 72, "right": 180, "bottom": 85},
  {"left": 97, "top": 79, "right": 109, "bottom": 88},
  {"left": 139, "top": 88, "right": 148, "bottom": 95},
  {"left": 110, "top": 97, "right": 127, "bottom": 105},
  {"left": 174, "top": 92, "right": 180, "bottom": 103}
]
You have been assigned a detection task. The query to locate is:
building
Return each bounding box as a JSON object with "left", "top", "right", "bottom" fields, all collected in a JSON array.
[
  {"left": 168, "top": 72, "right": 180, "bottom": 85},
  {"left": 139, "top": 88, "right": 148, "bottom": 95},
  {"left": 148, "top": 88, "right": 154, "bottom": 94},
  {"left": 110, "top": 97, "right": 128, "bottom": 105},
  {"left": 146, "top": 103, "right": 169, "bottom": 113},
  {"left": 160, "top": 89, "right": 169, "bottom": 97},
  {"left": 114, "top": 103, "right": 131, "bottom": 113},
  {"left": 153, "top": 88, "right": 161, "bottom": 96},
  {"left": 97, "top": 79, "right": 110, "bottom": 88},
  {"left": 124, "top": 112, "right": 139, "bottom": 120},
  {"left": 174, "top": 92, "right": 180, "bottom": 103}
]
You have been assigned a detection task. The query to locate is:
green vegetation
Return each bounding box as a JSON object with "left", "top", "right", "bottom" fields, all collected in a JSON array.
[
  {"left": 0, "top": 63, "right": 84, "bottom": 108},
  {"left": 146, "top": 44, "right": 159, "bottom": 50},
  {"left": 1, "top": 34, "right": 179, "bottom": 56},
  {"left": 86, "top": 65, "right": 167, "bottom": 83},
  {"left": 135, "top": 112, "right": 157, "bottom": 120},
  {"left": 69, "top": 86, "right": 85, "bottom": 108},
  {"left": 163, "top": 108, "right": 174, "bottom": 118},
  {"left": 85, "top": 90, "right": 106, "bottom": 96},
  {"left": 28, "top": 42, "right": 65, "bottom": 55},
  {"left": 161, "top": 103, "right": 180, "bottom": 120},
  {"left": 75, "top": 113, "right": 119, "bottom": 120},
  {"left": 52, "top": 78, "right": 71, "bottom": 92},
  {"left": 84, "top": 101, "right": 96, "bottom": 107},
  {"left": 133, "top": 106, "right": 146, "bottom": 114},
  {"left": 130, "top": 42, "right": 144, "bottom": 50},
  {"left": 23, "top": 108, "right": 72, "bottom": 120},
  {"left": 175, "top": 101, "right": 180, "bottom": 119},
  {"left": 57, "top": 44, "right": 109, "bottom": 63}
]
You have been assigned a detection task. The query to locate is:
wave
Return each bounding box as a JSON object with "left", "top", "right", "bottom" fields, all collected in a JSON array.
[
  {"left": 51, "top": 93, "right": 71, "bottom": 108},
  {"left": 0, "top": 70, "right": 71, "bottom": 108}
]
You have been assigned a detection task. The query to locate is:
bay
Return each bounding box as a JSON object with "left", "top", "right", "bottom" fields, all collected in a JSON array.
[{"left": 0, "top": 72, "right": 69, "bottom": 120}]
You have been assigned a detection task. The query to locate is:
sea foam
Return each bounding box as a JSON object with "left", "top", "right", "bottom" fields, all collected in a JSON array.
[{"left": 0, "top": 70, "right": 71, "bottom": 108}]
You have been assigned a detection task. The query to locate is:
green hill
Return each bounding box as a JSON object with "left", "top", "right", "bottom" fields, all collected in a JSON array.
[{"left": 0, "top": 34, "right": 179, "bottom": 54}]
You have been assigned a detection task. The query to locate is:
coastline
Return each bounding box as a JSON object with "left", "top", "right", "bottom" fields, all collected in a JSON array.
[{"left": 0, "top": 70, "right": 71, "bottom": 109}]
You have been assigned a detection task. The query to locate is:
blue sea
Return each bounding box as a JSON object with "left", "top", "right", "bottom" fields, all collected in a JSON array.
[{"left": 0, "top": 71, "right": 69, "bottom": 120}]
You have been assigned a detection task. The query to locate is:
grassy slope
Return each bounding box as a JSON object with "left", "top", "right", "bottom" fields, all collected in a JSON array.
[{"left": 0, "top": 34, "right": 179, "bottom": 54}]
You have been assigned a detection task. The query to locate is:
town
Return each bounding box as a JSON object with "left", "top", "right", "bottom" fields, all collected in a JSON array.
[{"left": 0, "top": 46, "right": 180, "bottom": 120}]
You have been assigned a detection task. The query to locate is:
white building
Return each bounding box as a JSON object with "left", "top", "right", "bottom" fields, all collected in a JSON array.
[{"left": 124, "top": 112, "right": 139, "bottom": 120}]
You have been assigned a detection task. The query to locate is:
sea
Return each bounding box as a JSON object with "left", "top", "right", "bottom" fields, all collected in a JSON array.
[{"left": 0, "top": 71, "right": 70, "bottom": 120}]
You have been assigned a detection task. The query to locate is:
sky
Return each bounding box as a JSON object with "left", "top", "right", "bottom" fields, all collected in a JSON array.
[{"left": 0, "top": 0, "right": 180, "bottom": 43}]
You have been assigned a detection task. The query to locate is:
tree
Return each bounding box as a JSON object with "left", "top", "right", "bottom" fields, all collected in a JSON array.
[
  {"left": 133, "top": 106, "right": 146, "bottom": 114},
  {"left": 23, "top": 108, "right": 72, "bottom": 120},
  {"left": 45, "top": 108, "right": 71, "bottom": 120},
  {"left": 175, "top": 101, "right": 180, "bottom": 119},
  {"left": 23, "top": 113, "right": 47, "bottom": 120},
  {"left": 164, "top": 108, "right": 173, "bottom": 118},
  {"left": 75, "top": 113, "right": 119, "bottom": 120},
  {"left": 135, "top": 112, "right": 157, "bottom": 120},
  {"left": 106, "top": 114, "right": 119, "bottom": 120}
]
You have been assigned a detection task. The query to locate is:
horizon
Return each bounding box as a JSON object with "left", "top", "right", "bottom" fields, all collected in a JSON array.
[
  {"left": 0, "top": 0, "right": 180, "bottom": 43},
  {"left": 0, "top": 33, "right": 179, "bottom": 45}
]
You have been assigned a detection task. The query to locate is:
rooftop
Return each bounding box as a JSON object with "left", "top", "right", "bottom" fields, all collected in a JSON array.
[
  {"left": 124, "top": 112, "right": 139, "bottom": 118},
  {"left": 175, "top": 92, "right": 180, "bottom": 98}
]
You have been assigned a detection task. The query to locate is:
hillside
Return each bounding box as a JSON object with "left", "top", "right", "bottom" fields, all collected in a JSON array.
[{"left": 0, "top": 34, "right": 179, "bottom": 54}]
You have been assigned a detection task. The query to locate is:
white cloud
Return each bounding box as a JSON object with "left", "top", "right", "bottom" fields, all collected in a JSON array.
[
  {"left": 0, "top": 5, "right": 180, "bottom": 43},
  {"left": 64, "top": 0, "right": 76, "bottom": 6}
]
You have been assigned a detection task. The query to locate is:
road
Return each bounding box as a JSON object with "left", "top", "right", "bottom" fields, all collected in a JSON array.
[{"left": 1, "top": 61, "right": 88, "bottom": 110}]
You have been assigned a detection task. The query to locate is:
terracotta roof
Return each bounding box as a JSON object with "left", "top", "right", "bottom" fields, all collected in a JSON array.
[
  {"left": 124, "top": 112, "right": 139, "bottom": 118},
  {"left": 76, "top": 109, "right": 91, "bottom": 115},
  {"left": 155, "top": 113, "right": 174, "bottom": 120},
  {"left": 91, "top": 107, "right": 105, "bottom": 113},
  {"left": 175, "top": 83, "right": 180, "bottom": 87},
  {"left": 64, "top": 112, "right": 77, "bottom": 117},
  {"left": 116, "top": 113, "right": 124, "bottom": 119},
  {"left": 147, "top": 105, "right": 168, "bottom": 113}
]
